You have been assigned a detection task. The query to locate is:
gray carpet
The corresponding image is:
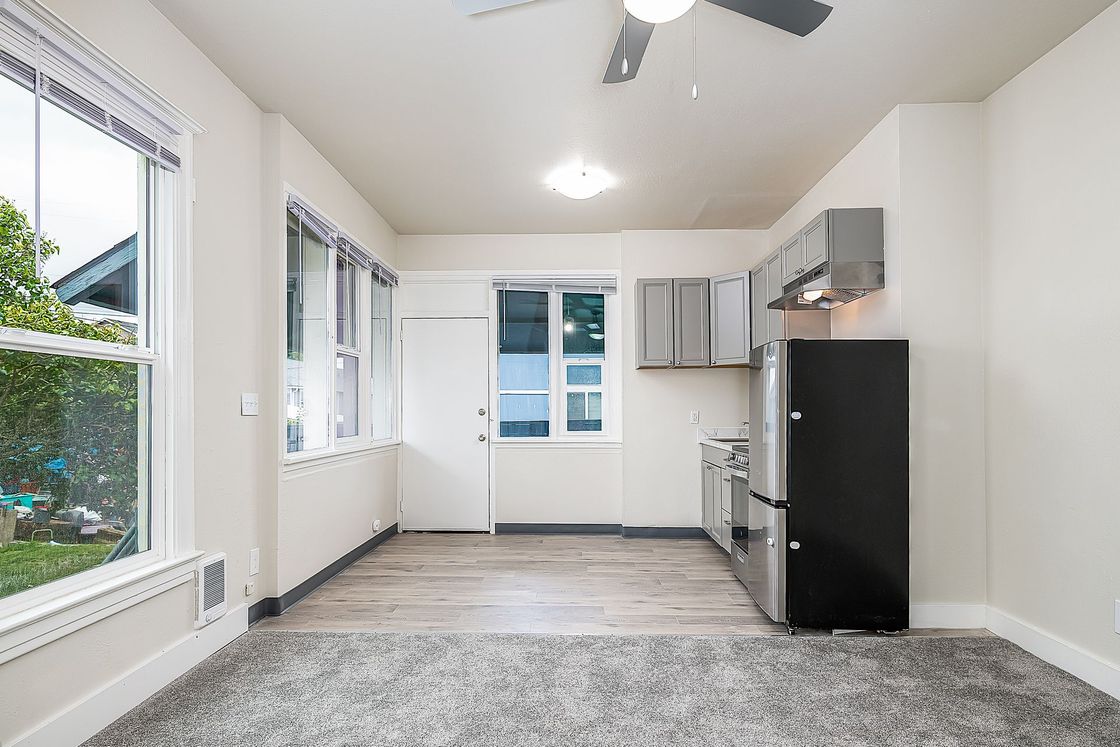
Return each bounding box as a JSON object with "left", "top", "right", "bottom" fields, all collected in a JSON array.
[{"left": 83, "top": 631, "right": 1120, "bottom": 747}]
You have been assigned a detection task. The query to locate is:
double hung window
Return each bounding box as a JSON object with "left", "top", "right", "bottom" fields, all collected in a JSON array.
[
  {"left": 494, "top": 277, "right": 617, "bottom": 441},
  {"left": 0, "top": 0, "right": 186, "bottom": 603},
  {"left": 285, "top": 197, "right": 397, "bottom": 458}
]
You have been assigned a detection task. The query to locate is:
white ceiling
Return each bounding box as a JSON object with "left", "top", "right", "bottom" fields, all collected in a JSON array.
[{"left": 149, "top": 0, "right": 1114, "bottom": 234}]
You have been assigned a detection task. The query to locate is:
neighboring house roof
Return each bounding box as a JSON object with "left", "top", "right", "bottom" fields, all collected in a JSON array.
[{"left": 51, "top": 233, "right": 138, "bottom": 315}]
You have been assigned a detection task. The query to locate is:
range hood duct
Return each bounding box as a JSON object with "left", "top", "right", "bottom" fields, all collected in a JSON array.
[{"left": 767, "top": 208, "right": 885, "bottom": 312}]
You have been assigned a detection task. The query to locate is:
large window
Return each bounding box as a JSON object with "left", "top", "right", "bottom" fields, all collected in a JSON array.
[
  {"left": 285, "top": 199, "right": 396, "bottom": 457},
  {"left": 0, "top": 7, "right": 183, "bottom": 605},
  {"left": 496, "top": 282, "right": 615, "bottom": 440}
]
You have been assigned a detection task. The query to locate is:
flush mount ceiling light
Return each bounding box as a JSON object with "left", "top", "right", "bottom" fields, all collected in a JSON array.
[
  {"left": 547, "top": 165, "right": 611, "bottom": 200},
  {"left": 623, "top": 0, "right": 696, "bottom": 24}
]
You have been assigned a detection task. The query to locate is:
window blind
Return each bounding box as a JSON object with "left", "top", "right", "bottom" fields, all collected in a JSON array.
[
  {"left": 0, "top": 0, "right": 183, "bottom": 170},
  {"left": 286, "top": 195, "right": 337, "bottom": 247},
  {"left": 285, "top": 194, "right": 398, "bottom": 287},
  {"left": 491, "top": 275, "right": 618, "bottom": 295}
]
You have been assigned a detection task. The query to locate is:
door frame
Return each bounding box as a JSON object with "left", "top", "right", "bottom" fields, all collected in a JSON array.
[{"left": 399, "top": 314, "right": 495, "bottom": 533}]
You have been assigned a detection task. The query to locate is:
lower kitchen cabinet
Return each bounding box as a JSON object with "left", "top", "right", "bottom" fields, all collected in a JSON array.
[
  {"left": 701, "top": 456, "right": 732, "bottom": 551},
  {"left": 719, "top": 509, "right": 731, "bottom": 551}
]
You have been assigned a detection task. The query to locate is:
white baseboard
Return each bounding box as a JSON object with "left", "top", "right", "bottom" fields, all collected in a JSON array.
[
  {"left": 13, "top": 603, "right": 248, "bottom": 747},
  {"left": 986, "top": 606, "right": 1120, "bottom": 701},
  {"left": 910, "top": 603, "right": 987, "bottom": 629}
]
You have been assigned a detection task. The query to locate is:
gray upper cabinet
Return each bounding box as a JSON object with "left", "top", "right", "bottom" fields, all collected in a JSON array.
[
  {"left": 750, "top": 263, "right": 768, "bottom": 352},
  {"left": 672, "top": 278, "right": 710, "bottom": 367},
  {"left": 800, "top": 211, "right": 829, "bottom": 275},
  {"left": 765, "top": 251, "right": 784, "bottom": 344},
  {"left": 709, "top": 270, "right": 751, "bottom": 366},
  {"left": 780, "top": 234, "right": 804, "bottom": 286},
  {"left": 635, "top": 278, "right": 674, "bottom": 368}
]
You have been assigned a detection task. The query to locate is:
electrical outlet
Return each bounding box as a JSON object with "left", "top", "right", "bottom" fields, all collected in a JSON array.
[
  {"left": 240, "top": 393, "right": 259, "bottom": 416},
  {"left": 244, "top": 581, "right": 255, "bottom": 597},
  {"left": 249, "top": 547, "right": 259, "bottom": 577},
  {"left": 373, "top": 519, "right": 382, "bottom": 532},
  {"left": 689, "top": 410, "right": 700, "bottom": 425}
]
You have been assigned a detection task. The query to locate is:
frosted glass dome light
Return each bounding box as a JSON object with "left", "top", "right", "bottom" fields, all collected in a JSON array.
[{"left": 623, "top": 0, "right": 697, "bottom": 24}]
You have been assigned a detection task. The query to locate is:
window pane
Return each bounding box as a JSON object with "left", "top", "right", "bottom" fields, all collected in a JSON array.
[
  {"left": 566, "top": 364, "right": 602, "bottom": 386},
  {"left": 562, "top": 292, "right": 605, "bottom": 359},
  {"left": 498, "top": 290, "right": 549, "bottom": 437},
  {"left": 566, "top": 391, "right": 603, "bottom": 432},
  {"left": 499, "top": 394, "right": 549, "bottom": 438},
  {"left": 336, "top": 257, "right": 357, "bottom": 348},
  {"left": 0, "top": 349, "right": 150, "bottom": 601},
  {"left": 39, "top": 96, "right": 146, "bottom": 341},
  {"left": 336, "top": 354, "right": 359, "bottom": 439},
  {"left": 371, "top": 277, "right": 393, "bottom": 441},
  {"left": 0, "top": 73, "right": 36, "bottom": 236},
  {"left": 286, "top": 210, "right": 330, "bottom": 453}
]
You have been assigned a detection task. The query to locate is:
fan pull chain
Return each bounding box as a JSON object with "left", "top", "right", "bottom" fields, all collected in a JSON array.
[
  {"left": 622, "top": 13, "right": 629, "bottom": 76},
  {"left": 691, "top": 5, "right": 699, "bottom": 100}
]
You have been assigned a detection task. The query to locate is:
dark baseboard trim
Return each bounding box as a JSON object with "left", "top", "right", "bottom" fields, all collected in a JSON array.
[
  {"left": 249, "top": 522, "right": 398, "bottom": 625},
  {"left": 493, "top": 523, "right": 707, "bottom": 540},
  {"left": 494, "top": 522, "right": 622, "bottom": 535},
  {"left": 622, "top": 526, "right": 709, "bottom": 539}
]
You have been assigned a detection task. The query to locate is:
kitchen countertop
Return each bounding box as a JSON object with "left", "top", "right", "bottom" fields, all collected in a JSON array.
[{"left": 697, "top": 426, "right": 749, "bottom": 452}]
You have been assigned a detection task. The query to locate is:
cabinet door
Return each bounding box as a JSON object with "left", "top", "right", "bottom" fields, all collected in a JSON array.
[
  {"left": 672, "top": 278, "right": 710, "bottom": 367},
  {"left": 709, "top": 466, "right": 722, "bottom": 543},
  {"left": 780, "top": 234, "right": 804, "bottom": 285},
  {"left": 765, "top": 251, "right": 785, "bottom": 344},
  {"left": 720, "top": 510, "right": 732, "bottom": 552},
  {"left": 710, "top": 271, "right": 751, "bottom": 366},
  {"left": 749, "top": 264, "right": 767, "bottom": 352},
  {"left": 701, "top": 462, "right": 715, "bottom": 537},
  {"left": 635, "top": 279, "right": 674, "bottom": 368},
  {"left": 800, "top": 211, "right": 830, "bottom": 275}
]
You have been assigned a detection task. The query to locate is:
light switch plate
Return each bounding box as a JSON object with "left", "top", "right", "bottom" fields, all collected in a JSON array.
[
  {"left": 1115, "top": 599, "right": 1120, "bottom": 635},
  {"left": 241, "top": 393, "right": 259, "bottom": 416},
  {"left": 689, "top": 410, "right": 700, "bottom": 425},
  {"left": 249, "top": 547, "right": 260, "bottom": 577}
]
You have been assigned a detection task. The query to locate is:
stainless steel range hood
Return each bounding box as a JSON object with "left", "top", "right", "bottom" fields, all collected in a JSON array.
[
  {"left": 769, "top": 257, "right": 885, "bottom": 311},
  {"left": 767, "top": 208, "right": 885, "bottom": 312}
]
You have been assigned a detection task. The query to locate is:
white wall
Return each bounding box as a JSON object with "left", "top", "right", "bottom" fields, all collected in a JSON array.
[
  {"left": 398, "top": 231, "right": 771, "bottom": 529},
  {"left": 765, "top": 104, "right": 988, "bottom": 611},
  {"left": 620, "top": 230, "right": 770, "bottom": 527},
  {"left": 1, "top": 2, "right": 401, "bottom": 742},
  {"left": 261, "top": 114, "right": 400, "bottom": 596},
  {"left": 983, "top": 1, "right": 1120, "bottom": 668}
]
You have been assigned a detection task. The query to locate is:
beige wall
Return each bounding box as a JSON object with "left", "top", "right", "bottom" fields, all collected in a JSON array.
[
  {"left": 983, "top": 1, "right": 1120, "bottom": 666},
  {"left": 261, "top": 115, "right": 400, "bottom": 596},
  {"left": 1, "top": 2, "right": 401, "bottom": 741},
  {"left": 398, "top": 230, "right": 771, "bottom": 528},
  {"left": 620, "top": 230, "right": 770, "bottom": 527},
  {"left": 765, "top": 104, "right": 988, "bottom": 609}
]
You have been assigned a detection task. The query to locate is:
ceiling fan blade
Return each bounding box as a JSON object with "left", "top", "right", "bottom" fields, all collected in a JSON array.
[
  {"left": 705, "top": 0, "right": 833, "bottom": 37},
  {"left": 451, "top": 0, "right": 541, "bottom": 15},
  {"left": 603, "top": 14, "right": 656, "bottom": 84}
]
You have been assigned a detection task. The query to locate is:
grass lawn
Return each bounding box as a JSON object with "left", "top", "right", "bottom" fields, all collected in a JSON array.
[{"left": 0, "top": 542, "right": 114, "bottom": 599}]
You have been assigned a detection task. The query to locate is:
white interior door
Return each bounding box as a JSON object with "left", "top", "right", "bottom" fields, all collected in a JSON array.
[{"left": 401, "top": 318, "right": 491, "bottom": 530}]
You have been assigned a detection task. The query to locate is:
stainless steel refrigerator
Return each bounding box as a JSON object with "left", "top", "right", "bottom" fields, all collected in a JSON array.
[{"left": 732, "top": 339, "right": 909, "bottom": 632}]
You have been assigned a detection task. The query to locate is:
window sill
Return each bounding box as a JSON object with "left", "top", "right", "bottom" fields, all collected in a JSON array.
[
  {"left": 0, "top": 551, "right": 204, "bottom": 666},
  {"left": 282, "top": 440, "right": 401, "bottom": 473},
  {"left": 493, "top": 440, "right": 622, "bottom": 450}
]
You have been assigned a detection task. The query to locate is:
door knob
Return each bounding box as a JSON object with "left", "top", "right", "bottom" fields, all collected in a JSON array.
[
  {"left": 478, "top": 408, "right": 486, "bottom": 416},
  {"left": 478, "top": 434, "right": 487, "bottom": 442}
]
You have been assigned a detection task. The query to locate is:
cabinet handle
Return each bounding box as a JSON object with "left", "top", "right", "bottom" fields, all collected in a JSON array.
[{"left": 766, "top": 538, "right": 774, "bottom": 546}]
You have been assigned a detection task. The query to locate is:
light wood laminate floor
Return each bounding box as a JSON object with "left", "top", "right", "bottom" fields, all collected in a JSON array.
[{"left": 255, "top": 533, "right": 990, "bottom": 637}]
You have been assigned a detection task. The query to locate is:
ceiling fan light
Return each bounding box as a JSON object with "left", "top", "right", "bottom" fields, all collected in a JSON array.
[
  {"left": 623, "top": 0, "right": 697, "bottom": 24},
  {"left": 547, "top": 165, "right": 611, "bottom": 200}
]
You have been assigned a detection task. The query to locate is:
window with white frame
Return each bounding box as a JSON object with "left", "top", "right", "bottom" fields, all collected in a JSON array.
[
  {"left": 285, "top": 198, "right": 396, "bottom": 457},
  {"left": 0, "top": 1, "right": 186, "bottom": 603},
  {"left": 495, "top": 277, "right": 617, "bottom": 440}
]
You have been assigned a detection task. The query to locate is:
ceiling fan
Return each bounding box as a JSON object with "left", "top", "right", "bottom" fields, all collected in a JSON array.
[{"left": 452, "top": 0, "right": 834, "bottom": 84}]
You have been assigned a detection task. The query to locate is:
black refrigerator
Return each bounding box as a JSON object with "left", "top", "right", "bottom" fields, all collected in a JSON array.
[{"left": 731, "top": 339, "right": 909, "bottom": 632}]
